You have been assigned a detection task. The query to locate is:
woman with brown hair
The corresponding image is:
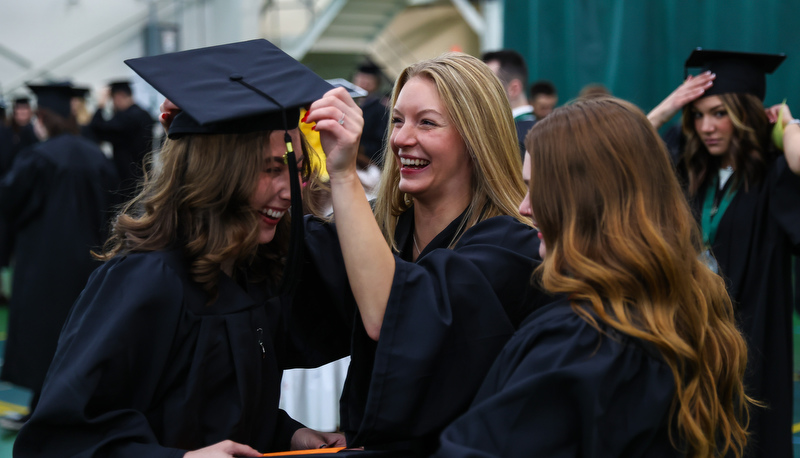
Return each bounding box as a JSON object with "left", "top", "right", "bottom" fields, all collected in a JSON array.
[
  {"left": 14, "top": 40, "right": 347, "bottom": 458},
  {"left": 434, "top": 97, "right": 752, "bottom": 457},
  {"left": 648, "top": 49, "right": 800, "bottom": 457}
]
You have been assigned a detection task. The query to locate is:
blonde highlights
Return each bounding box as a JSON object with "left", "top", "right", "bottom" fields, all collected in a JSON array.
[
  {"left": 527, "top": 97, "right": 751, "bottom": 457},
  {"left": 373, "top": 52, "right": 529, "bottom": 251},
  {"left": 682, "top": 92, "right": 773, "bottom": 195}
]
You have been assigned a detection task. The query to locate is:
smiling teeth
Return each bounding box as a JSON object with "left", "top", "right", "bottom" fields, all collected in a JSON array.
[
  {"left": 400, "top": 157, "right": 430, "bottom": 166},
  {"left": 261, "top": 209, "right": 285, "bottom": 219}
]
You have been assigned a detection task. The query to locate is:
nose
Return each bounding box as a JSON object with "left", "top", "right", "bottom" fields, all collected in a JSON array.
[
  {"left": 391, "top": 122, "right": 415, "bottom": 150},
  {"left": 275, "top": 167, "right": 293, "bottom": 201},
  {"left": 519, "top": 191, "right": 532, "bottom": 218},
  {"left": 699, "top": 115, "right": 715, "bottom": 133}
]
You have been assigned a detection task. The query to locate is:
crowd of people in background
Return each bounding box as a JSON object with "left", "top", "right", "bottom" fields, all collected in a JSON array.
[{"left": 0, "top": 39, "right": 797, "bottom": 458}]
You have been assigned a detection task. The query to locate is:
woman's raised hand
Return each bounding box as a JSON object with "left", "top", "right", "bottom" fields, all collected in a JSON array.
[
  {"left": 765, "top": 102, "right": 794, "bottom": 127},
  {"left": 647, "top": 71, "right": 716, "bottom": 129},
  {"left": 159, "top": 98, "right": 182, "bottom": 134},
  {"left": 290, "top": 427, "right": 347, "bottom": 450},
  {"left": 305, "top": 87, "right": 364, "bottom": 179}
]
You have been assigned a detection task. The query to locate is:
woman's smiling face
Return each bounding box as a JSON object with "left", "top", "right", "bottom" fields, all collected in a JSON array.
[{"left": 390, "top": 76, "right": 473, "bottom": 203}]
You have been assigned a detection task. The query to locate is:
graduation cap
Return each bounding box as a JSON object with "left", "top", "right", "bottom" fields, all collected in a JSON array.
[
  {"left": 109, "top": 80, "right": 133, "bottom": 95},
  {"left": 357, "top": 60, "right": 382, "bottom": 76},
  {"left": 684, "top": 48, "right": 786, "bottom": 101},
  {"left": 125, "top": 38, "right": 335, "bottom": 295},
  {"left": 71, "top": 86, "right": 90, "bottom": 99},
  {"left": 26, "top": 83, "right": 74, "bottom": 118}
]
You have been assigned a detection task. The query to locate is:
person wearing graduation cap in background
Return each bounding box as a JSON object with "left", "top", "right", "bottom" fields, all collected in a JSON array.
[
  {"left": 13, "top": 40, "right": 353, "bottom": 457},
  {"left": 90, "top": 79, "right": 155, "bottom": 204},
  {"left": 433, "top": 96, "right": 752, "bottom": 458},
  {"left": 648, "top": 48, "right": 800, "bottom": 458},
  {"left": 0, "top": 83, "right": 119, "bottom": 432},
  {"left": 8, "top": 96, "right": 39, "bottom": 161},
  {"left": 71, "top": 85, "right": 97, "bottom": 142},
  {"left": 353, "top": 59, "right": 389, "bottom": 168},
  {"left": 0, "top": 99, "right": 13, "bottom": 307}
]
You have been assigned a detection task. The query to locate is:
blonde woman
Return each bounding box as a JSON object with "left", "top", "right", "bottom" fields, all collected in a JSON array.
[
  {"left": 305, "top": 52, "right": 545, "bottom": 454},
  {"left": 435, "top": 97, "right": 751, "bottom": 457}
]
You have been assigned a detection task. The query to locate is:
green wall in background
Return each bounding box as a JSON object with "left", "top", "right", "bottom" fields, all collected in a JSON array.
[{"left": 504, "top": 0, "right": 800, "bottom": 127}]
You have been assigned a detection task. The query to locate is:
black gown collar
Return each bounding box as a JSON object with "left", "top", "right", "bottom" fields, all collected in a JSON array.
[{"left": 395, "top": 205, "right": 470, "bottom": 262}]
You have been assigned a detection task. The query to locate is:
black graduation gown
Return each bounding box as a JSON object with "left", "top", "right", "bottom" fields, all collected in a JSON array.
[
  {"left": 0, "top": 122, "right": 39, "bottom": 268},
  {"left": 0, "top": 124, "right": 15, "bottom": 268},
  {"left": 0, "top": 123, "right": 16, "bottom": 175},
  {"left": 302, "top": 209, "right": 545, "bottom": 455},
  {"left": 433, "top": 298, "right": 679, "bottom": 458},
  {"left": 514, "top": 116, "right": 536, "bottom": 161},
  {"left": 0, "top": 134, "right": 118, "bottom": 392},
  {"left": 14, "top": 248, "right": 351, "bottom": 457},
  {"left": 90, "top": 104, "right": 154, "bottom": 202},
  {"left": 690, "top": 156, "right": 800, "bottom": 458}
]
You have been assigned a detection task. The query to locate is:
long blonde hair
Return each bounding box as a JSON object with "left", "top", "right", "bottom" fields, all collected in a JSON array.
[
  {"left": 99, "top": 131, "right": 312, "bottom": 303},
  {"left": 527, "top": 97, "right": 751, "bottom": 457},
  {"left": 373, "top": 52, "right": 528, "bottom": 251}
]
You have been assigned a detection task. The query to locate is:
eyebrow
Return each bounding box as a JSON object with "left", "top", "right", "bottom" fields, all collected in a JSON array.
[
  {"left": 392, "top": 108, "right": 444, "bottom": 118},
  {"left": 698, "top": 104, "right": 725, "bottom": 112}
]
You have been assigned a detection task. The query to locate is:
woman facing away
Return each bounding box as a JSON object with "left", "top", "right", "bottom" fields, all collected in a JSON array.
[
  {"left": 299, "top": 52, "right": 546, "bottom": 455},
  {"left": 434, "top": 97, "right": 752, "bottom": 457},
  {"left": 13, "top": 39, "right": 348, "bottom": 458},
  {"left": 648, "top": 49, "right": 800, "bottom": 457}
]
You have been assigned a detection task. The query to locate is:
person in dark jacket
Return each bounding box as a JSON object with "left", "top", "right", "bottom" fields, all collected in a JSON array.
[
  {"left": 90, "top": 80, "right": 154, "bottom": 204},
  {"left": 304, "top": 52, "right": 545, "bottom": 456},
  {"left": 0, "top": 83, "right": 119, "bottom": 430}
]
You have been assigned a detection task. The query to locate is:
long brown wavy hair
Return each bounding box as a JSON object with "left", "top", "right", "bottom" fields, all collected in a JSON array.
[
  {"left": 681, "top": 92, "right": 774, "bottom": 196},
  {"left": 372, "top": 52, "right": 529, "bottom": 251},
  {"left": 527, "top": 97, "right": 751, "bottom": 457},
  {"left": 98, "top": 130, "right": 312, "bottom": 304}
]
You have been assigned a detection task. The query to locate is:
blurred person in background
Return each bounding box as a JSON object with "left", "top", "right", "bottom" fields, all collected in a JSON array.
[{"left": 0, "top": 83, "right": 119, "bottom": 431}]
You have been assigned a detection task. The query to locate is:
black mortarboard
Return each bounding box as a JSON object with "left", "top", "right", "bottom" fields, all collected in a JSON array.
[
  {"left": 126, "top": 38, "right": 335, "bottom": 295},
  {"left": 26, "top": 84, "right": 73, "bottom": 118},
  {"left": 357, "top": 60, "right": 382, "bottom": 76},
  {"left": 125, "top": 39, "right": 334, "bottom": 139},
  {"left": 684, "top": 48, "right": 786, "bottom": 101},
  {"left": 109, "top": 80, "right": 132, "bottom": 95},
  {"left": 72, "top": 86, "right": 90, "bottom": 98}
]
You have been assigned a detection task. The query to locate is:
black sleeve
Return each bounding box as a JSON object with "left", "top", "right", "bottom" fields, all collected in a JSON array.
[
  {"left": 14, "top": 255, "right": 187, "bottom": 458},
  {"left": 434, "top": 306, "right": 678, "bottom": 458},
  {"left": 0, "top": 148, "right": 49, "bottom": 225},
  {"left": 273, "top": 409, "right": 305, "bottom": 451},
  {"left": 770, "top": 156, "right": 800, "bottom": 254},
  {"left": 277, "top": 216, "right": 355, "bottom": 369},
  {"left": 345, "top": 217, "right": 544, "bottom": 448}
]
